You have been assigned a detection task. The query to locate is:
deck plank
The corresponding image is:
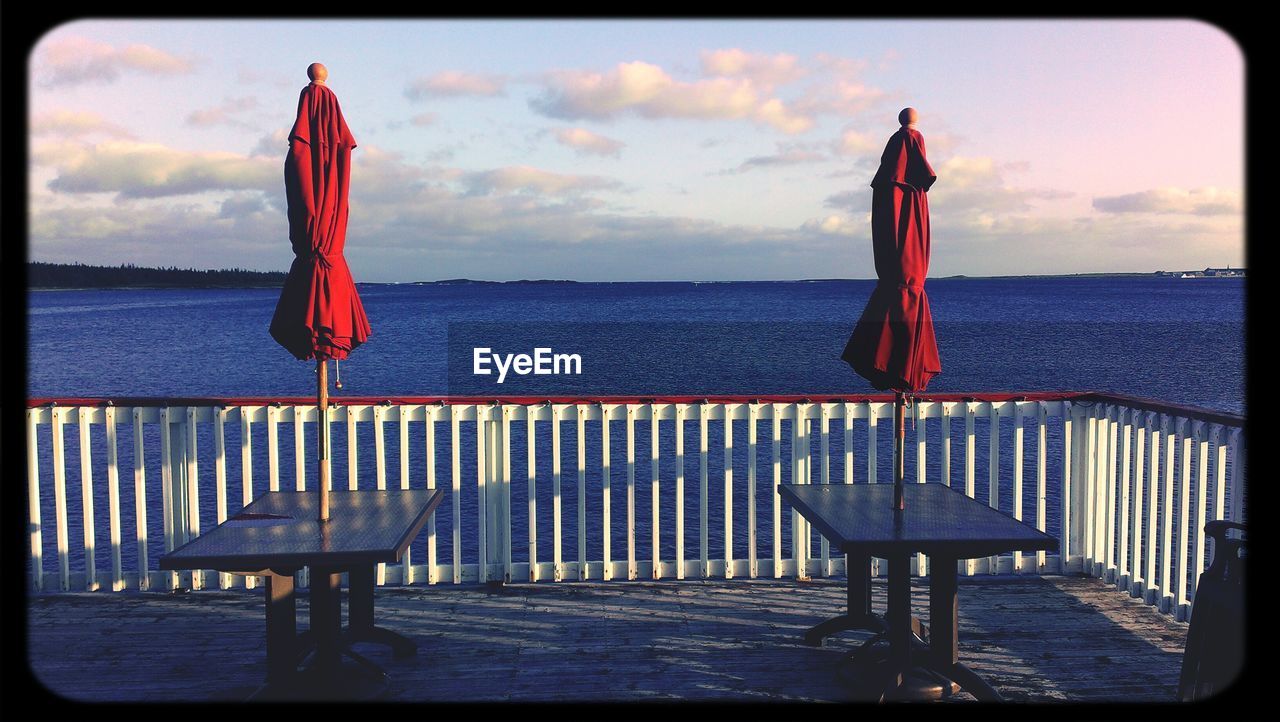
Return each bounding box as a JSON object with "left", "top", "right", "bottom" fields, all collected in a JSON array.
[{"left": 26, "top": 576, "right": 1188, "bottom": 703}]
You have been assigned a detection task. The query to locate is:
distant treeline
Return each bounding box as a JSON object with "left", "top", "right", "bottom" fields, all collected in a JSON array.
[{"left": 29, "top": 262, "right": 287, "bottom": 289}]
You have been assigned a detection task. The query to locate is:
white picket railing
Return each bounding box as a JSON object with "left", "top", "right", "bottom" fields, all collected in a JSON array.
[{"left": 24, "top": 393, "right": 1244, "bottom": 621}]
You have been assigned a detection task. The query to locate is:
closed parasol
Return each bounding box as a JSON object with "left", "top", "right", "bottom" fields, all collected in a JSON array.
[
  {"left": 842, "top": 107, "right": 940, "bottom": 511},
  {"left": 270, "top": 63, "right": 371, "bottom": 522}
]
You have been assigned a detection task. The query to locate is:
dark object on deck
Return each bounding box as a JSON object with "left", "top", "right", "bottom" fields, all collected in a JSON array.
[{"left": 1178, "top": 520, "right": 1246, "bottom": 701}]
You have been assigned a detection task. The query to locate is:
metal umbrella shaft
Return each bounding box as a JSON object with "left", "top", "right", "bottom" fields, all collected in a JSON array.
[
  {"left": 318, "top": 359, "right": 330, "bottom": 522},
  {"left": 894, "top": 391, "right": 906, "bottom": 511}
]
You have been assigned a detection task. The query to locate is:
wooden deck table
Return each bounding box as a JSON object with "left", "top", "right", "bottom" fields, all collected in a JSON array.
[
  {"left": 160, "top": 489, "right": 444, "bottom": 694},
  {"left": 779, "top": 482, "right": 1057, "bottom": 702}
]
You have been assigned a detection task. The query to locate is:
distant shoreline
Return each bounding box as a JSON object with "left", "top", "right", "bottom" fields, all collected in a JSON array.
[{"left": 27, "top": 263, "right": 1242, "bottom": 290}]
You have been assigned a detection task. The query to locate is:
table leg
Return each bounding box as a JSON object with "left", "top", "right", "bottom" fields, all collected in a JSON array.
[
  {"left": 345, "top": 564, "right": 416, "bottom": 658},
  {"left": 264, "top": 572, "right": 297, "bottom": 686},
  {"left": 929, "top": 556, "right": 958, "bottom": 669},
  {"left": 803, "top": 553, "right": 886, "bottom": 646},
  {"left": 882, "top": 554, "right": 912, "bottom": 698},
  {"left": 925, "top": 555, "right": 1003, "bottom": 702},
  {"left": 309, "top": 566, "right": 343, "bottom": 672}
]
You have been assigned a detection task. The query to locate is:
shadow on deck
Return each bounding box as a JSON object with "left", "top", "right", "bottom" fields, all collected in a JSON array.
[{"left": 26, "top": 575, "right": 1187, "bottom": 703}]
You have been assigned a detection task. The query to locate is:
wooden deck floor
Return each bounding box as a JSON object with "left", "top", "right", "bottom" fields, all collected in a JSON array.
[{"left": 26, "top": 575, "right": 1187, "bottom": 703}]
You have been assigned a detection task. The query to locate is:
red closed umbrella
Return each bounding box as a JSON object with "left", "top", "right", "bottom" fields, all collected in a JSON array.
[
  {"left": 841, "top": 108, "right": 940, "bottom": 510},
  {"left": 270, "top": 64, "right": 371, "bottom": 521}
]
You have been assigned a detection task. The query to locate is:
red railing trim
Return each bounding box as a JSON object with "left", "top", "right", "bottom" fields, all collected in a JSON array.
[
  {"left": 26, "top": 391, "right": 1090, "bottom": 408},
  {"left": 26, "top": 391, "right": 1242, "bottom": 427}
]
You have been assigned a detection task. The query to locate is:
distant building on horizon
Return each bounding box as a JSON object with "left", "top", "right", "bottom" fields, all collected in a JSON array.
[{"left": 1154, "top": 266, "right": 1245, "bottom": 279}]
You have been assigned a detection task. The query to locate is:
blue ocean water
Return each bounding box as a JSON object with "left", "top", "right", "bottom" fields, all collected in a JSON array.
[
  {"left": 25, "top": 277, "right": 1245, "bottom": 582},
  {"left": 28, "top": 277, "right": 1244, "bottom": 409}
]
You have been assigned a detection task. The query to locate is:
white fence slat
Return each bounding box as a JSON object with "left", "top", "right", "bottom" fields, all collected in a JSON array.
[
  {"left": 844, "top": 402, "right": 854, "bottom": 486},
  {"left": 1130, "top": 415, "right": 1146, "bottom": 597},
  {"left": 626, "top": 405, "right": 636, "bottom": 580},
  {"left": 1105, "top": 407, "right": 1118, "bottom": 582},
  {"left": 1059, "top": 404, "right": 1072, "bottom": 573},
  {"left": 1175, "top": 419, "right": 1193, "bottom": 619},
  {"left": 185, "top": 407, "right": 201, "bottom": 590},
  {"left": 577, "top": 405, "right": 587, "bottom": 581},
  {"left": 1158, "top": 416, "right": 1175, "bottom": 611},
  {"left": 699, "top": 403, "right": 709, "bottom": 578},
  {"left": 401, "top": 406, "right": 413, "bottom": 585},
  {"left": 987, "top": 403, "right": 1000, "bottom": 574},
  {"left": 1118, "top": 409, "right": 1132, "bottom": 589},
  {"left": 294, "top": 407, "right": 306, "bottom": 492},
  {"left": 552, "top": 405, "right": 563, "bottom": 582},
  {"left": 1013, "top": 403, "right": 1024, "bottom": 573},
  {"left": 602, "top": 404, "right": 613, "bottom": 581},
  {"left": 1035, "top": 402, "right": 1048, "bottom": 572},
  {"left": 915, "top": 400, "right": 927, "bottom": 576},
  {"left": 52, "top": 408, "right": 70, "bottom": 591},
  {"left": 266, "top": 406, "right": 280, "bottom": 492},
  {"left": 724, "top": 405, "right": 734, "bottom": 580},
  {"left": 28, "top": 410, "right": 44, "bottom": 592},
  {"left": 78, "top": 407, "right": 98, "bottom": 591},
  {"left": 1229, "top": 429, "right": 1244, "bottom": 523},
  {"left": 747, "top": 403, "right": 758, "bottom": 578},
  {"left": 1143, "top": 413, "right": 1159, "bottom": 603},
  {"left": 1211, "top": 424, "right": 1226, "bottom": 526},
  {"left": 132, "top": 409, "right": 150, "bottom": 591},
  {"left": 238, "top": 408, "right": 256, "bottom": 590},
  {"left": 347, "top": 406, "right": 359, "bottom": 491},
  {"left": 791, "top": 404, "right": 805, "bottom": 578},
  {"left": 451, "top": 408, "right": 463, "bottom": 585},
  {"left": 476, "top": 408, "right": 489, "bottom": 584},
  {"left": 502, "top": 407, "right": 513, "bottom": 583},
  {"left": 651, "top": 404, "right": 661, "bottom": 580},
  {"left": 1191, "top": 421, "right": 1209, "bottom": 608},
  {"left": 213, "top": 408, "right": 230, "bottom": 589},
  {"left": 425, "top": 406, "right": 438, "bottom": 584},
  {"left": 772, "top": 405, "right": 782, "bottom": 579},
  {"left": 941, "top": 402, "right": 953, "bottom": 491},
  {"left": 374, "top": 405, "right": 387, "bottom": 492},
  {"left": 964, "top": 403, "right": 976, "bottom": 576},
  {"left": 819, "top": 404, "right": 830, "bottom": 577},
  {"left": 105, "top": 406, "right": 124, "bottom": 591},
  {"left": 675, "top": 404, "right": 686, "bottom": 580},
  {"left": 528, "top": 405, "right": 539, "bottom": 582}
]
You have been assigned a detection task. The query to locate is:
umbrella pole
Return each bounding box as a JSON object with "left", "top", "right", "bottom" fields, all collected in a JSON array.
[
  {"left": 318, "top": 359, "right": 330, "bottom": 522},
  {"left": 894, "top": 391, "right": 906, "bottom": 511}
]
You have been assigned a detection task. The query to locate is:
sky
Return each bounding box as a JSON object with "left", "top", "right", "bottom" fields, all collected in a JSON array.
[{"left": 27, "top": 19, "right": 1245, "bottom": 282}]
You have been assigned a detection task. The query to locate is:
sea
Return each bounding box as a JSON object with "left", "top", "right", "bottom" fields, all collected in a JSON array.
[{"left": 25, "top": 277, "right": 1245, "bottom": 579}]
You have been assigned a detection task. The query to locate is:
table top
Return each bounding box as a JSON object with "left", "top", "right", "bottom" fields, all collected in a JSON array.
[
  {"left": 159, "top": 489, "right": 444, "bottom": 573},
  {"left": 779, "top": 483, "right": 1057, "bottom": 559}
]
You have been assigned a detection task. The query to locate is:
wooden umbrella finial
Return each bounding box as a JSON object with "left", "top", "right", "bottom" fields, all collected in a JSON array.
[{"left": 308, "top": 62, "right": 328, "bottom": 85}]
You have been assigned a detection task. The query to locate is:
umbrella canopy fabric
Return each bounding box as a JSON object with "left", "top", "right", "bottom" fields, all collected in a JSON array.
[
  {"left": 270, "top": 81, "right": 371, "bottom": 361},
  {"left": 841, "top": 126, "right": 940, "bottom": 393}
]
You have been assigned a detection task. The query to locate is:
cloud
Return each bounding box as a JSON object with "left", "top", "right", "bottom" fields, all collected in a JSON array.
[
  {"left": 801, "top": 214, "right": 862, "bottom": 237},
  {"left": 35, "top": 140, "right": 278, "bottom": 199},
  {"left": 835, "top": 128, "right": 880, "bottom": 156},
  {"left": 34, "top": 35, "right": 192, "bottom": 87},
  {"left": 699, "top": 49, "right": 805, "bottom": 87},
  {"left": 186, "top": 96, "right": 260, "bottom": 128},
  {"left": 28, "top": 136, "right": 1242, "bottom": 281},
  {"left": 1092, "top": 187, "right": 1242, "bottom": 216},
  {"left": 793, "top": 79, "right": 885, "bottom": 118},
  {"left": 460, "top": 165, "right": 623, "bottom": 197},
  {"left": 552, "top": 128, "right": 625, "bottom": 157},
  {"left": 251, "top": 129, "right": 290, "bottom": 157},
  {"left": 928, "top": 156, "right": 1075, "bottom": 217},
  {"left": 721, "top": 147, "right": 826, "bottom": 175},
  {"left": 410, "top": 112, "right": 439, "bottom": 127},
  {"left": 406, "top": 71, "right": 507, "bottom": 99},
  {"left": 530, "top": 60, "right": 813, "bottom": 134},
  {"left": 30, "top": 110, "right": 134, "bottom": 139}
]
